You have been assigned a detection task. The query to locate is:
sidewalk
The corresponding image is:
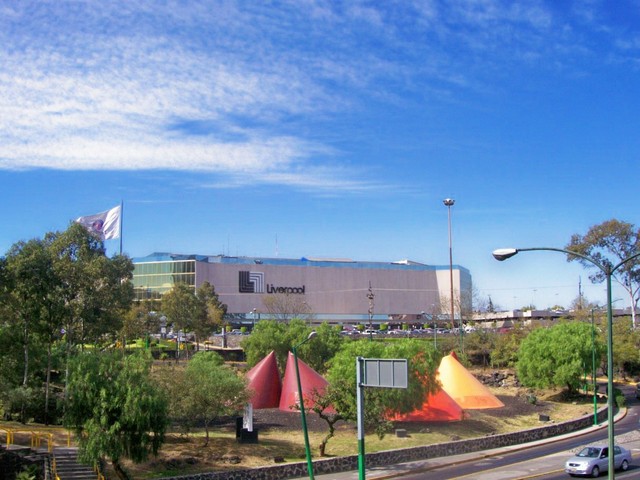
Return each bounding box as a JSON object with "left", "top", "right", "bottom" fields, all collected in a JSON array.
[{"left": 290, "top": 409, "right": 623, "bottom": 480}]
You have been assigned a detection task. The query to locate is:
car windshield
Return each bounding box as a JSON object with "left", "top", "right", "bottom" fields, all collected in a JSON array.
[{"left": 577, "top": 447, "right": 601, "bottom": 458}]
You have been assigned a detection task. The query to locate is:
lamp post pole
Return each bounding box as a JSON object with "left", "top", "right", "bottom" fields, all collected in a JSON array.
[
  {"left": 443, "top": 198, "right": 461, "bottom": 352},
  {"left": 591, "top": 308, "right": 598, "bottom": 426},
  {"left": 493, "top": 247, "right": 640, "bottom": 479},
  {"left": 367, "top": 282, "right": 375, "bottom": 342},
  {"left": 293, "top": 331, "right": 317, "bottom": 480}
]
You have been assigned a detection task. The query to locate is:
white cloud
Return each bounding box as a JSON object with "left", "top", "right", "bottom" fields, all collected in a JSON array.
[{"left": 0, "top": 0, "right": 635, "bottom": 191}]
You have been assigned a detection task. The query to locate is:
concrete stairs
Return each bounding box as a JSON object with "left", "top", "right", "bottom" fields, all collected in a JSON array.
[{"left": 52, "top": 448, "right": 99, "bottom": 480}]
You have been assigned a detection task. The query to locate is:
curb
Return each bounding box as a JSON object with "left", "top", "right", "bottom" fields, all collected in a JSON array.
[{"left": 363, "top": 407, "right": 627, "bottom": 480}]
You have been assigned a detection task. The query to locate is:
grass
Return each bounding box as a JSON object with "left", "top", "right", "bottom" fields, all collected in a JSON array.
[
  {"left": 103, "top": 385, "right": 597, "bottom": 479},
  {"left": 0, "top": 384, "right": 607, "bottom": 479}
]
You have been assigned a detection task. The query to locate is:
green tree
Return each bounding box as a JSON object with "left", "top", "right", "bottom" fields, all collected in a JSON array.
[
  {"left": 303, "top": 322, "right": 343, "bottom": 374},
  {"left": 241, "top": 319, "right": 310, "bottom": 376},
  {"left": 491, "top": 326, "right": 527, "bottom": 368},
  {"left": 325, "top": 338, "right": 439, "bottom": 440},
  {"left": 121, "top": 301, "right": 162, "bottom": 349},
  {"left": 64, "top": 351, "right": 168, "bottom": 480},
  {"left": 193, "top": 281, "right": 227, "bottom": 346},
  {"left": 161, "top": 283, "right": 201, "bottom": 360},
  {"left": 2, "top": 238, "right": 58, "bottom": 423},
  {"left": 516, "top": 321, "right": 605, "bottom": 394},
  {"left": 174, "top": 352, "right": 248, "bottom": 445},
  {"left": 49, "top": 224, "right": 134, "bottom": 405},
  {"left": 463, "top": 328, "right": 497, "bottom": 367},
  {"left": 566, "top": 219, "right": 640, "bottom": 328},
  {"left": 610, "top": 317, "right": 640, "bottom": 378}
]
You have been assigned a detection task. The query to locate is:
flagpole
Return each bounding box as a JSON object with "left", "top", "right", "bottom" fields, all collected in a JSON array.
[{"left": 119, "top": 200, "right": 123, "bottom": 255}]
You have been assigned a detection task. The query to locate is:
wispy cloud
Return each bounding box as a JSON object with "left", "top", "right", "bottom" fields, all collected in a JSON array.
[{"left": 0, "top": 1, "right": 636, "bottom": 191}]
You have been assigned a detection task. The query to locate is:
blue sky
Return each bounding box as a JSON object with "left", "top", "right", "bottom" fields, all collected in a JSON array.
[{"left": 1, "top": 1, "right": 639, "bottom": 311}]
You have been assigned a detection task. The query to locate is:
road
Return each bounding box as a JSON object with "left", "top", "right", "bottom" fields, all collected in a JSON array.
[{"left": 388, "top": 392, "right": 640, "bottom": 480}]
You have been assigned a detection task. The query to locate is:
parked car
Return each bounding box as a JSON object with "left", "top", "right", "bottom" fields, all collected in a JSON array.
[
  {"left": 565, "top": 445, "right": 631, "bottom": 477},
  {"left": 387, "top": 329, "right": 408, "bottom": 335}
]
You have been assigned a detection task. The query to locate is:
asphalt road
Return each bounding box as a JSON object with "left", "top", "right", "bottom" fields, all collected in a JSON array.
[{"left": 387, "top": 390, "right": 640, "bottom": 480}]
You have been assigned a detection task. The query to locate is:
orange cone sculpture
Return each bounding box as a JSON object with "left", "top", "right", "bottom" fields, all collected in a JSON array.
[{"left": 438, "top": 352, "right": 504, "bottom": 409}]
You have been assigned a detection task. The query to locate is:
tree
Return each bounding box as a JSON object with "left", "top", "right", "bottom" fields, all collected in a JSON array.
[
  {"left": 241, "top": 319, "right": 310, "bottom": 376},
  {"left": 1, "top": 225, "right": 133, "bottom": 423},
  {"left": 490, "top": 325, "right": 528, "bottom": 368},
  {"left": 325, "top": 338, "right": 439, "bottom": 441},
  {"left": 516, "top": 321, "right": 605, "bottom": 394},
  {"left": 262, "top": 293, "right": 312, "bottom": 323},
  {"left": 161, "top": 283, "right": 201, "bottom": 360},
  {"left": 302, "top": 322, "right": 343, "bottom": 374},
  {"left": 48, "top": 224, "right": 134, "bottom": 406},
  {"left": 610, "top": 317, "right": 640, "bottom": 379},
  {"left": 64, "top": 351, "right": 168, "bottom": 480},
  {"left": 3, "top": 239, "right": 57, "bottom": 406},
  {"left": 566, "top": 219, "right": 640, "bottom": 328},
  {"left": 121, "top": 301, "right": 162, "bottom": 349},
  {"left": 173, "top": 352, "right": 248, "bottom": 446},
  {"left": 193, "top": 281, "right": 227, "bottom": 346}
]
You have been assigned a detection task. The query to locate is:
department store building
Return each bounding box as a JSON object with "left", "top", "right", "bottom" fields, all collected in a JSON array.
[{"left": 132, "top": 253, "right": 472, "bottom": 327}]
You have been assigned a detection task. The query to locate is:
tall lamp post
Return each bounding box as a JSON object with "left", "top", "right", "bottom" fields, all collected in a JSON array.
[
  {"left": 293, "top": 331, "right": 317, "bottom": 480},
  {"left": 493, "top": 247, "right": 640, "bottom": 479},
  {"left": 590, "top": 308, "right": 599, "bottom": 426},
  {"left": 443, "top": 198, "right": 461, "bottom": 352},
  {"left": 367, "top": 282, "right": 375, "bottom": 341}
]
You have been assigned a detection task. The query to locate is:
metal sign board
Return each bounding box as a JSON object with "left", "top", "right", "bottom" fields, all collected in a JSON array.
[{"left": 361, "top": 358, "right": 407, "bottom": 388}]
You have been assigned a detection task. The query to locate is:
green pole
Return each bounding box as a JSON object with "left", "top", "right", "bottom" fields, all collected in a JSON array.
[
  {"left": 493, "top": 247, "right": 640, "bottom": 480},
  {"left": 356, "top": 357, "right": 366, "bottom": 480},
  {"left": 293, "top": 333, "right": 316, "bottom": 480},
  {"left": 591, "top": 309, "right": 597, "bottom": 426},
  {"left": 605, "top": 272, "right": 614, "bottom": 479}
]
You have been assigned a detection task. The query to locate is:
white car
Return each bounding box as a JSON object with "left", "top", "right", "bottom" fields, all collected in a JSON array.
[{"left": 565, "top": 444, "right": 631, "bottom": 477}]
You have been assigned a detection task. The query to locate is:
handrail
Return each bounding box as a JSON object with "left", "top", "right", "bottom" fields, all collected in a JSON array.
[{"left": 0, "top": 427, "right": 14, "bottom": 445}]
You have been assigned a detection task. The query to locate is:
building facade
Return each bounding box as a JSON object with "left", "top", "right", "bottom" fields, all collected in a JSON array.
[{"left": 132, "top": 253, "right": 472, "bottom": 326}]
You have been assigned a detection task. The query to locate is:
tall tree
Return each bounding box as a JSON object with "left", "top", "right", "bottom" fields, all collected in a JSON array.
[
  {"left": 49, "top": 224, "right": 134, "bottom": 402},
  {"left": 193, "top": 281, "right": 227, "bottom": 347},
  {"left": 566, "top": 219, "right": 640, "bottom": 328},
  {"left": 64, "top": 351, "right": 168, "bottom": 480},
  {"left": 3, "top": 238, "right": 65, "bottom": 423},
  {"left": 161, "top": 283, "right": 201, "bottom": 360}
]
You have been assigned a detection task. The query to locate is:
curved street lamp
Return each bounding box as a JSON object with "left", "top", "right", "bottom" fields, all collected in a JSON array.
[
  {"left": 292, "top": 331, "right": 317, "bottom": 479},
  {"left": 493, "top": 246, "right": 640, "bottom": 479}
]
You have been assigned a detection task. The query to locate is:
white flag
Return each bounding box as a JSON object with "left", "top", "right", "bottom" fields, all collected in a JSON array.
[{"left": 75, "top": 205, "right": 121, "bottom": 240}]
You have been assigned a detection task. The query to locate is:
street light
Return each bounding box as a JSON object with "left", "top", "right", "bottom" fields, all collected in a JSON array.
[
  {"left": 367, "top": 282, "right": 375, "bottom": 341},
  {"left": 493, "top": 246, "right": 640, "bottom": 479},
  {"left": 443, "top": 198, "right": 462, "bottom": 352},
  {"left": 422, "top": 309, "right": 437, "bottom": 348},
  {"left": 293, "top": 331, "right": 317, "bottom": 479}
]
